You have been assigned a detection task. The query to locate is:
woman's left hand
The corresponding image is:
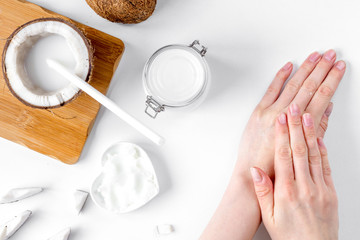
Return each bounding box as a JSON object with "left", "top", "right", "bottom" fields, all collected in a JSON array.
[{"left": 251, "top": 106, "right": 338, "bottom": 240}]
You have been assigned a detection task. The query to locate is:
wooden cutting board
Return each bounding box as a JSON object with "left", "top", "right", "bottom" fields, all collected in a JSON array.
[{"left": 0, "top": 0, "right": 125, "bottom": 164}]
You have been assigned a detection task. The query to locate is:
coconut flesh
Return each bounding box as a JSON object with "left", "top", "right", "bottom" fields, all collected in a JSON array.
[{"left": 2, "top": 18, "right": 92, "bottom": 108}]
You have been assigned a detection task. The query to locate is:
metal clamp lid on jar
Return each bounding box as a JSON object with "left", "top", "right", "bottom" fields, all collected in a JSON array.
[{"left": 144, "top": 40, "right": 209, "bottom": 119}]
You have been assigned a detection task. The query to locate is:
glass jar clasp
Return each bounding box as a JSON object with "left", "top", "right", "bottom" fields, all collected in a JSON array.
[
  {"left": 189, "top": 40, "right": 207, "bottom": 57},
  {"left": 145, "top": 96, "right": 165, "bottom": 119}
]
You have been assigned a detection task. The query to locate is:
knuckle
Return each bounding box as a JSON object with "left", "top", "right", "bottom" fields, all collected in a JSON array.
[
  {"left": 319, "top": 85, "right": 334, "bottom": 98},
  {"left": 320, "top": 192, "right": 337, "bottom": 210},
  {"left": 290, "top": 119, "right": 302, "bottom": 127},
  {"left": 322, "top": 163, "right": 332, "bottom": 176},
  {"left": 309, "top": 155, "right": 321, "bottom": 166},
  {"left": 320, "top": 118, "right": 329, "bottom": 132},
  {"left": 266, "top": 86, "right": 277, "bottom": 95},
  {"left": 278, "top": 183, "right": 296, "bottom": 201},
  {"left": 305, "top": 131, "right": 317, "bottom": 143},
  {"left": 285, "top": 81, "right": 300, "bottom": 93},
  {"left": 255, "top": 186, "right": 271, "bottom": 198},
  {"left": 302, "top": 61, "right": 315, "bottom": 72},
  {"left": 292, "top": 143, "right": 307, "bottom": 156},
  {"left": 303, "top": 80, "right": 318, "bottom": 94},
  {"left": 278, "top": 146, "right": 292, "bottom": 159},
  {"left": 299, "top": 189, "right": 316, "bottom": 203}
]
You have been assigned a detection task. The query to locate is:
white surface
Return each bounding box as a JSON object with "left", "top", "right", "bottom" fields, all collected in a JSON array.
[{"left": 0, "top": 0, "right": 359, "bottom": 239}]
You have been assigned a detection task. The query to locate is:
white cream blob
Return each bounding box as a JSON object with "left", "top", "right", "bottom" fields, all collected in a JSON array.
[
  {"left": 145, "top": 47, "right": 206, "bottom": 106},
  {"left": 91, "top": 143, "right": 159, "bottom": 214}
]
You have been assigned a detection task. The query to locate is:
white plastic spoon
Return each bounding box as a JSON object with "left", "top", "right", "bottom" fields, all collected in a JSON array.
[{"left": 46, "top": 59, "right": 164, "bottom": 146}]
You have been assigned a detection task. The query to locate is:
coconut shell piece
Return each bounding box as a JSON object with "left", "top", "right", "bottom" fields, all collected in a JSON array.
[
  {"left": 2, "top": 18, "right": 93, "bottom": 109},
  {"left": 86, "top": 0, "right": 156, "bottom": 24}
]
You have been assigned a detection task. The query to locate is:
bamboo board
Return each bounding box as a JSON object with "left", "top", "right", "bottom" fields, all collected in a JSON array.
[{"left": 0, "top": 0, "right": 125, "bottom": 164}]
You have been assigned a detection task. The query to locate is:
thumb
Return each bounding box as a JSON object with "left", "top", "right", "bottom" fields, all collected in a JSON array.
[{"left": 250, "top": 167, "right": 274, "bottom": 219}]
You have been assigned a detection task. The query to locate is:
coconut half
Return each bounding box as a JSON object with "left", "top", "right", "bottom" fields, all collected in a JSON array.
[
  {"left": 86, "top": 0, "right": 157, "bottom": 24},
  {"left": 2, "top": 18, "right": 93, "bottom": 109}
]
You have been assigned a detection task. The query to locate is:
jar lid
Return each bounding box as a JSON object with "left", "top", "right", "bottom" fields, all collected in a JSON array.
[{"left": 143, "top": 40, "right": 209, "bottom": 118}]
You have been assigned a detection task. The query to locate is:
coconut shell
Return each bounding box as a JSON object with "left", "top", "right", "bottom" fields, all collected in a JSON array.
[
  {"left": 86, "top": 0, "right": 156, "bottom": 24},
  {"left": 2, "top": 18, "right": 94, "bottom": 109}
]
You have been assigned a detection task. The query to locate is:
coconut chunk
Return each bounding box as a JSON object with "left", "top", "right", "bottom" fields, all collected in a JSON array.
[
  {"left": 155, "top": 224, "right": 174, "bottom": 235},
  {"left": 0, "top": 187, "right": 43, "bottom": 204},
  {"left": 0, "top": 210, "right": 32, "bottom": 240},
  {"left": 73, "top": 190, "right": 89, "bottom": 215},
  {"left": 0, "top": 226, "right": 7, "bottom": 240},
  {"left": 47, "top": 228, "right": 71, "bottom": 240},
  {"left": 2, "top": 18, "right": 93, "bottom": 109}
]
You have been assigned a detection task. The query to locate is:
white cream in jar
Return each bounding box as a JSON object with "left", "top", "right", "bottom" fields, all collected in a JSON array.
[{"left": 143, "top": 40, "right": 210, "bottom": 118}]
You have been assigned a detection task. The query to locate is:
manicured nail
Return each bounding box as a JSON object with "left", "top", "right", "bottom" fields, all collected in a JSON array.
[
  {"left": 308, "top": 52, "right": 321, "bottom": 63},
  {"left": 317, "top": 137, "right": 325, "bottom": 147},
  {"left": 325, "top": 103, "right": 333, "bottom": 117},
  {"left": 289, "top": 103, "right": 300, "bottom": 116},
  {"left": 324, "top": 49, "right": 336, "bottom": 62},
  {"left": 335, "top": 61, "right": 346, "bottom": 70},
  {"left": 278, "top": 113, "right": 287, "bottom": 125},
  {"left": 302, "top": 113, "right": 313, "bottom": 127},
  {"left": 282, "top": 62, "right": 292, "bottom": 71},
  {"left": 250, "top": 168, "right": 263, "bottom": 183}
]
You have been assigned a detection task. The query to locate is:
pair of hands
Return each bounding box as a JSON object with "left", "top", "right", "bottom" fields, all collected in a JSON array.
[
  {"left": 200, "top": 50, "right": 345, "bottom": 240},
  {"left": 244, "top": 50, "right": 344, "bottom": 239}
]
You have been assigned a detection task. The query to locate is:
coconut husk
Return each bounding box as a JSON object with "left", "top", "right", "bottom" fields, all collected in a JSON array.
[
  {"left": 2, "top": 18, "right": 94, "bottom": 109},
  {"left": 86, "top": 0, "right": 156, "bottom": 24}
]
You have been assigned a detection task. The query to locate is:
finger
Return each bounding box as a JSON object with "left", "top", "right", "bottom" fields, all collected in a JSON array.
[
  {"left": 287, "top": 103, "right": 311, "bottom": 183},
  {"left": 317, "top": 102, "right": 333, "bottom": 138},
  {"left": 291, "top": 50, "right": 336, "bottom": 111},
  {"left": 258, "top": 62, "right": 293, "bottom": 109},
  {"left": 250, "top": 167, "right": 274, "bottom": 219},
  {"left": 275, "top": 51, "right": 321, "bottom": 108},
  {"left": 275, "top": 113, "right": 294, "bottom": 182},
  {"left": 302, "top": 113, "right": 325, "bottom": 185},
  {"left": 306, "top": 61, "right": 346, "bottom": 126},
  {"left": 317, "top": 138, "right": 335, "bottom": 189}
]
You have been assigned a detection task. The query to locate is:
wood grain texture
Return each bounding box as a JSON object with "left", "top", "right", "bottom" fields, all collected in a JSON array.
[{"left": 0, "top": 0, "right": 125, "bottom": 164}]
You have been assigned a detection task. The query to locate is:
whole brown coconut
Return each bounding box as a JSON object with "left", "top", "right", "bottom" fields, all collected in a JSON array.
[{"left": 86, "top": 0, "right": 156, "bottom": 24}]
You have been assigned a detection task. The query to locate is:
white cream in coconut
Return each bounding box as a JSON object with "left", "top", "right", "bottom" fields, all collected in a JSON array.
[
  {"left": 91, "top": 142, "right": 159, "bottom": 214},
  {"left": 4, "top": 20, "right": 90, "bottom": 108}
]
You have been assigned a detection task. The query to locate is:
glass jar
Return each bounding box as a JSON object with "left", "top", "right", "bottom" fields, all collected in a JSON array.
[{"left": 143, "top": 40, "right": 211, "bottom": 118}]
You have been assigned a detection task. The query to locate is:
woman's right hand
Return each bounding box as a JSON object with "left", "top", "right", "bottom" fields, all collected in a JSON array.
[{"left": 250, "top": 104, "right": 338, "bottom": 240}]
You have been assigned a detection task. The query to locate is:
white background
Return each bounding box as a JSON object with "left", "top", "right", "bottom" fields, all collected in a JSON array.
[{"left": 0, "top": 0, "right": 359, "bottom": 239}]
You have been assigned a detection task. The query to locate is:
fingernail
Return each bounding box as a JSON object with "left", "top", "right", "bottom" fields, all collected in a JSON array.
[
  {"left": 308, "top": 52, "right": 321, "bottom": 63},
  {"left": 317, "top": 137, "right": 325, "bottom": 147},
  {"left": 335, "top": 61, "right": 346, "bottom": 70},
  {"left": 290, "top": 103, "right": 300, "bottom": 116},
  {"left": 302, "top": 113, "right": 313, "bottom": 127},
  {"left": 282, "top": 62, "right": 292, "bottom": 71},
  {"left": 325, "top": 103, "right": 333, "bottom": 117},
  {"left": 250, "top": 168, "right": 263, "bottom": 183},
  {"left": 324, "top": 49, "right": 336, "bottom": 62},
  {"left": 278, "top": 113, "right": 287, "bottom": 125}
]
